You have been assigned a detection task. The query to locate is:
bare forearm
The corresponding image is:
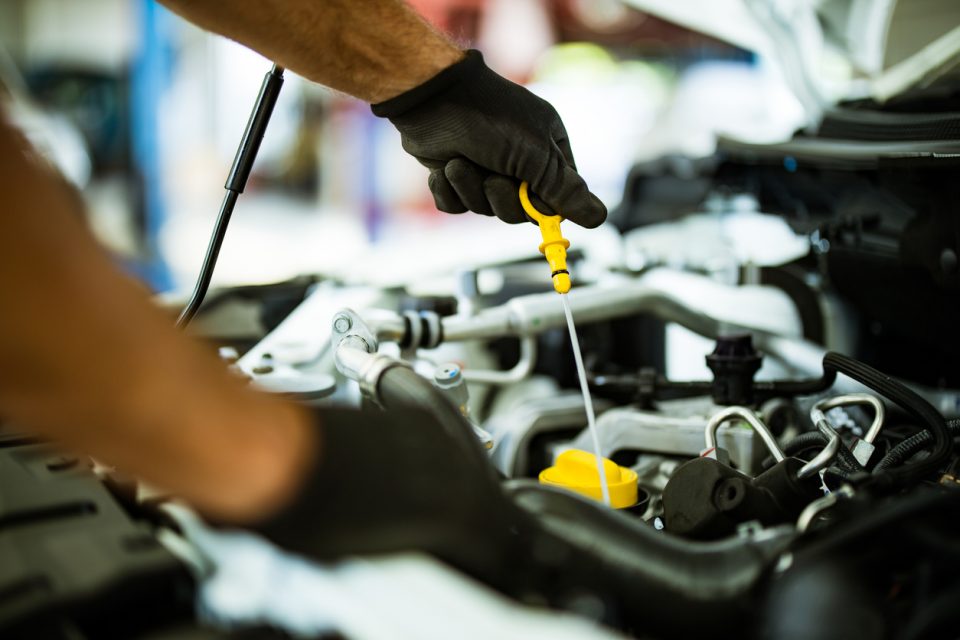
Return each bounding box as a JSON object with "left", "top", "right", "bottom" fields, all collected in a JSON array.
[
  {"left": 0, "top": 118, "right": 314, "bottom": 522},
  {"left": 158, "top": 0, "right": 463, "bottom": 103}
]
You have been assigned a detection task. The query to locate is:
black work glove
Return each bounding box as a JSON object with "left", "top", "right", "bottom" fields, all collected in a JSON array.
[
  {"left": 372, "top": 50, "right": 606, "bottom": 228},
  {"left": 252, "top": 407, "right": 529, "bottom": 591}
]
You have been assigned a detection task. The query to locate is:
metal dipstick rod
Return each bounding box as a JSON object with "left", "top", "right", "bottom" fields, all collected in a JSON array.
[
  {"left": 519, "top": 181, "right": 611, "bottom": 506},
  {"left": 176, "top": 63, "right": 285, "bottom": 329}
]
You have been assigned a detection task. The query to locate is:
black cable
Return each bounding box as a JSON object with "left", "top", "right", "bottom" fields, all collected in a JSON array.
[
  {"left": 176, "top": 64, "right": 285, "bottom": 329},
  {"left": 821, "top": 352, "right": 954, "bottom": 490},
  {"left": 874, "top": 419, "right": 960, "bottom": 473},
  {"left": 783, "top": 430, "right": 864, "bottom": 472},
  {"left": 783, "top": 430, "right": 831, "bottom": 457}
]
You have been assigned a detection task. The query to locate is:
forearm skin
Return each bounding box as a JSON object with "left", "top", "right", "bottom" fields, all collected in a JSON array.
[
  {"left": 158, "top": 0, "right": 464, "bottom": 103},
  {"left": 0, "top": 118, "right": 315, "bottom": 523},
  {"left": 0, "top": 0, "right": 467, "bottom": 523}
]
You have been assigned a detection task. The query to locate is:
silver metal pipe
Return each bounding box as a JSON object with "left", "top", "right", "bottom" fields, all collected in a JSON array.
[
  {"left": 705, "top": 406, "right": 786, "bottom": 464},
  {"left": 439, "top": 279, "right": 960, "bottom": 414},
  {"left": 813, "top": 393, "right": 885, "bottom": 444},
  {"left": 796, "top": 418, "right": 842, "bottom": 479},
  {"left": 443, "top": 280, "right": 720, "bottom": 342},
  {"left": 441, "top": 306, "right": 514, "bottom": 342},
  {"left": 334, "top": 335, "right": 374, "bottom": 378},
  {"left": 333, "top": 322, "right": 410, "bottom": 403},
  {"left": 440, "top": 271, "right": 824, "bottom": 376},
  {"left": 340, "top": 268, "right": 960, "bottom": 418},
  {"left": 461, "top": 336, "right": 538, "bottom": 385},
  {"left": 796, "top": 485, "right": 855, "bottom": 533},
  {"left": 364, "top": 309, "right": 407, "bottom": 343}
]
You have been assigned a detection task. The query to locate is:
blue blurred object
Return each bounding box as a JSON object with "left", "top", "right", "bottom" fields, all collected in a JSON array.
[
  {"left": 362, "top": 109, "right": 385, "bottom": 243},
  {"left": 129, "top": 0, "right": 174, "bottom": 291}
]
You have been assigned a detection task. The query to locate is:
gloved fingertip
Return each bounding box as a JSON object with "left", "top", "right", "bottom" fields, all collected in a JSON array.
[
  {"left": 535, "top": 163, "right": 605, "bottom": 227},
  {"left": 571, "top": 194, "right": 607, "bottom": 229}
]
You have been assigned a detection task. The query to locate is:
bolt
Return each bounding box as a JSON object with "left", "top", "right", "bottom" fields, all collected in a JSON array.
[{"left": 334, "top": 315, "right": 352, "bottom": 333}]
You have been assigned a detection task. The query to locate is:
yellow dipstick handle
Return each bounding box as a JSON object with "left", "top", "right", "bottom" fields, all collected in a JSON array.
[{"left": 519, "top": 181, "right": 571, "bottom": 294}]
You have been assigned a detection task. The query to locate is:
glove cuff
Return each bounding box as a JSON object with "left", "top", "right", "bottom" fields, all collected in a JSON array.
[{"left": 371, "top": 49, "right": 483, "bottom": 119}]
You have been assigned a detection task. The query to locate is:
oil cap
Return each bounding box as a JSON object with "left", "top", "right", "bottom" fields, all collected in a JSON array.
[{"left": 539, "top": 449, "right": 639, "bottom": 509}]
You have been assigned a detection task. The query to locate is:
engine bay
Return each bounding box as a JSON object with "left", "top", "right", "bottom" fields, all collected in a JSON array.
[
  {"left": 4, "top": 129, "right": 960, "bottom": 638},
  {"left": 4, "top": 4, "right": 960, "bottom": 634}
]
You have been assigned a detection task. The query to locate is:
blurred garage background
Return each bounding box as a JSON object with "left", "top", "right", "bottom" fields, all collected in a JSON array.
[{"left": 0, "top": 0, "right": 807, "bottom": 298}]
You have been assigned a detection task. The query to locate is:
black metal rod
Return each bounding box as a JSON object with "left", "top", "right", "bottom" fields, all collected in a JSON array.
[{"left": 176, "top": 63, "right": 285, "bottom": 329}]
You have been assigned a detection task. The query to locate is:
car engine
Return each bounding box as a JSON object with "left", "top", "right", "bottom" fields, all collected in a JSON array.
[
  {"left": 3, "top": 1, "right": 960, "bottom": 638},
  {"left": 217, "top": 117, "right": 957, "bottom": 637}
]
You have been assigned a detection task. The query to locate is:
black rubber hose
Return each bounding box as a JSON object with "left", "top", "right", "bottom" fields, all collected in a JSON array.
[
  {"left": 376, "top": 366, "right": 497, "bottom": 481},
  {"left": 821, "top": 352, "right": 953, "bottom": 489},
  {"left": 506, "top": 480, "right": 795, "bottom": 636},
  {"left": 754, "top": 371, "right": 837, "bottom": 399},
  {"left": 874, "top": 419, "right": 960, "bottom": 473},
  {"left": 589, "top": 370, "right": 835, "bottom": 404},
  {"left": 784, "top": 431, "right": 832, "bottom": 457},
  {"left": 783, "top": 431, "right": 864, "bottom": 472}
]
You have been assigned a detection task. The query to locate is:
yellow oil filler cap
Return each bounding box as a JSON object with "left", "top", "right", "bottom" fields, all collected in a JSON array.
[{"left": 539, "top": 449, "right": 639, "bottom": 509}]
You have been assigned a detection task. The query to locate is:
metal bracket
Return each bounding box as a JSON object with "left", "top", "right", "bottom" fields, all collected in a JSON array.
[
  {"left": 331, "top": 308, "right": 411, "bottom": 404},
  {"left": 331, "top": 308, "right": 377, "bottom": 356}
]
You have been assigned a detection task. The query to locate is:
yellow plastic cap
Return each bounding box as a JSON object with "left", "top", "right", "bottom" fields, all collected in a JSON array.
[{"left": 539, "top": 449, "right": 639, "bottom": 509}]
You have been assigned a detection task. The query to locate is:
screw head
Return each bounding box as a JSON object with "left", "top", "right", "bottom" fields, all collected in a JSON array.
[{"left": 334, "top": 315, "right": 352, "bottom": 333}]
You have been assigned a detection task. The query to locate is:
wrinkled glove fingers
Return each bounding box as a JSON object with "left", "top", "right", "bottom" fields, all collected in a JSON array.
[
  {"left": 444, "top": 158, "right": 493, "bottom": 217},
  {"left": 428, "top": 168, "right": 467, "bottom": 214},
  {"left": 485, "top": 175, "right": 555, "bottom": 225},
  {"left": 552, "top": 125, "right": 578, "bottom": 171}
]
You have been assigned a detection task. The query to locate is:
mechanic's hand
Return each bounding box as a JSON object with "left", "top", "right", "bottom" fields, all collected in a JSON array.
[
  {"left": 251, "top": 406, "right": 528, "bottom": 590},
  {"left": 372, "top": 50, "right": 606, "bottom": 228}
]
